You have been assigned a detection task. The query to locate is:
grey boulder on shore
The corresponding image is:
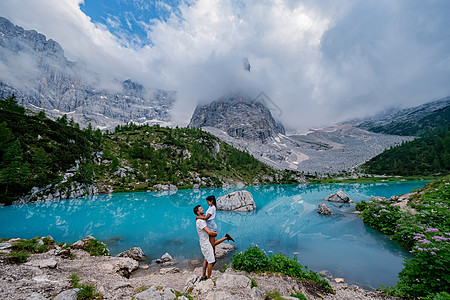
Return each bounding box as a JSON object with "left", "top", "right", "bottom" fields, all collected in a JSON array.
[{"left": 216, "top": 190, "right": 256, "bottom": 212}]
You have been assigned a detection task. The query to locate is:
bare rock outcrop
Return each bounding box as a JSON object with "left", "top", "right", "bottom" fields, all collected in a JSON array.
[
  {"left": 217, "top": 190, "right": 256, "bottom": 212},
  {"left": 116, "top": 247, "right": 144, "bottom": 261},
  {"left": 134, "top": 284, "right": 176, "bottom": 300}
]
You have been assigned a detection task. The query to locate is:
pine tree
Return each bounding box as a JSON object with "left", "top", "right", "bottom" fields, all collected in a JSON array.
[
  {"left": 1, "top": 140, "right": 30, "bottom": 194},
  {"left": 32, "top": 147, "right": 50, "bottom": 186}
]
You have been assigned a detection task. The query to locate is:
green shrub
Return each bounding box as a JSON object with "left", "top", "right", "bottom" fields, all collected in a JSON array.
[
  {"left": 69, "top": 273, "right": 81, "bottom": 287},
  {"left": 232, "top": 245, "right": 333, "bottom": 294},
  {"left": 395, "top": 230, "right": 450, "bottom": 298},
  {"left": 355, "top": 200, "right": 367, "bottom": 211},
  {"left": 358, "top": 176, "right": 450, "bottom": 298},
  {"left": 69, "top": 273, "right": 102, "bottom": 300},
  {"left": 11, "top": 237, "right": 50, "bottom": 254},
  {"left": 429, "top": 292, "right": 450, "bottom": 300},
  {"left": 231, "top": 244, "right": 269, "bottom": 272},
  {"left": 265, "top": 291, "right": 290, "bottom": 299},
  {"left": 8, "top": 250, "right": 30, "bottom": 263},
  {"left": 360, "top": 200, "right": 402, "bottom": 235},
  {"left": 82, "top": 239, "right": 110, "bottom": 256},
  {"left": 290, "top": 291, "right": 308, "bottom": 300}
]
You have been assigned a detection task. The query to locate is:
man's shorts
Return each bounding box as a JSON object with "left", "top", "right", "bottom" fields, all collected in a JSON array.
[{"left": 200, "top": 242, "right": 215, "bottom": 264}]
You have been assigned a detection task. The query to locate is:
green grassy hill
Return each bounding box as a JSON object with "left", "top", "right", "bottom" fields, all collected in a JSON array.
[{"left": 0, "top": 95, "right": 302, "bottom": 204}]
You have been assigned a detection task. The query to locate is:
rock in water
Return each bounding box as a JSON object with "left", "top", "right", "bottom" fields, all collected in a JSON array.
[
  {"left": 217, "top": 190, "right": 256, "bottom": 212},
  {"left": 324, "top": 190, "right": 353, "bottom": 203},
  {"left": 317, "top": 203, "right": 332, "bottom": 215}
]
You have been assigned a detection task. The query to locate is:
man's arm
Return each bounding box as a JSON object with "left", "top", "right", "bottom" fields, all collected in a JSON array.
[
  {"left": 203, "top": 226, "right": 217, "bottom": 237},
  {"left": 196, "top": 213, "right": 211, "bottom": 220}
]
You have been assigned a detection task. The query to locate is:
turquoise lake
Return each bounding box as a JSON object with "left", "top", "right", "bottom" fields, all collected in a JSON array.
[{"left": 0, "top": 181, "right": 426, "bottom": 290}]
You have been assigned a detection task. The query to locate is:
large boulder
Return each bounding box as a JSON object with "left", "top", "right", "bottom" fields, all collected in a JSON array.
[
  {"left": 217, "top": 191, "right": 256, "bottom": 212},
  {"left": 215, "top": 243, "right": 237, "bottom": 259},
  {"left": 324, "top": 190, "right": 353, "bottom": 203}
]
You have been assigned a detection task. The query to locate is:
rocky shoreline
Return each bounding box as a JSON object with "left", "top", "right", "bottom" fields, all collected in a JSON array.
[{"left": 0, "top": 237, "right": 403, "bottom": 300}]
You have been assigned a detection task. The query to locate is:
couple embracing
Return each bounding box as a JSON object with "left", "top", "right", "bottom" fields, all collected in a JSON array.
[{"left": 193, "top": 195, "right": 235, "bottom": 280}]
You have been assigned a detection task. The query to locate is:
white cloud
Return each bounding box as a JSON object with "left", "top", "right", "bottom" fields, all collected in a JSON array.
[{"left": 1, "top": 0, "right": 450, "bottom": 130}]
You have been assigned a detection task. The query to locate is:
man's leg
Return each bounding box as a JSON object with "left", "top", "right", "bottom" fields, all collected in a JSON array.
[
  {"left": 202, "top": 259, "right": 207, "bottom": 278},
  {"left": 207, "top": 262, "right": 214, "bottom": 278}
]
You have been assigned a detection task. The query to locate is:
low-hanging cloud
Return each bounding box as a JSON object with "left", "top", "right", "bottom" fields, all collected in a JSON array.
[{"left": 1, "top": 0, "right": 449, "bottom": 130}]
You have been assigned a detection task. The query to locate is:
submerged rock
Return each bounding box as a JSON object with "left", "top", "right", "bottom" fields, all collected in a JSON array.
[
  {"left": 317, "top": 203, "right": 332, "bottom": 215},
  {"left": 324, "top": 191, "right": 353, "bottom": 203},
  {"left": 217, "top": 190, "right": 256, "bottom": 212}
]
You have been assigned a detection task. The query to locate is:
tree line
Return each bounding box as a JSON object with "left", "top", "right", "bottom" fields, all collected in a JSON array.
[
  {"left": 362, "top": 126, "right": 450, "bottom": 176},
  {"left": 0, "top": 95, "right": 101, "bottom": 204}
]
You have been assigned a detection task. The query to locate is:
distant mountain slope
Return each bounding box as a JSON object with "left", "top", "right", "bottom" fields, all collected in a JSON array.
[
  {"left": 0, "top": 16, "right": 174, "bottom": 129},
  {"left": 354, "top": 97, "right": 450, "bottom": 136},
  {"left": 203, "top": 124, "right": 411, "bottom": 174},
  {"left": 362, "top": 126, "right": 450, "bottom": 176}
]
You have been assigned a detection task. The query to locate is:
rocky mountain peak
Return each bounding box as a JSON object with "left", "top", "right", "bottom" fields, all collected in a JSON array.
[
  {"left": 0, "top": 17, "right": 174, "bottom": 129},
  {"left": 0, "top": 17, "right": 66, "bottom": 62},
  {"left": 189, "top": 93, "right": 285, "bottom": 142}
]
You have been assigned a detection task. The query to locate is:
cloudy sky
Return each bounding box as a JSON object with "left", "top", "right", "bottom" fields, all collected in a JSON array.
[{"left": 1, "top": 0, "right": 450, "bottom": 130}]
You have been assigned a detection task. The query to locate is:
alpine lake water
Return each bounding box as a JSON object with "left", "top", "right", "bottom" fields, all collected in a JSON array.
[{"left": 0, "top": 181, "right": 427, "bottom": 290}]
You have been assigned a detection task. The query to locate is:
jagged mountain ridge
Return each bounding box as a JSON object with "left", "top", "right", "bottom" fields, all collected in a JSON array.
[
  {"left": 351, "top": 96, "right": 450, "bottom": 136},
  {"left": 0, "top": 16, "right": 174, "bottom": 129},
  {"left": 189, "top": 93, "right": 285, "bottom": 142}
]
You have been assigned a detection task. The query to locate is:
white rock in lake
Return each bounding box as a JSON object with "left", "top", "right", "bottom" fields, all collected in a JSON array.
[
  {"left": 324, "top": 190, "right": 353, "bottom": 203},
  {"left": 217, "top": 190, "right": 256, "bottom": 212}
]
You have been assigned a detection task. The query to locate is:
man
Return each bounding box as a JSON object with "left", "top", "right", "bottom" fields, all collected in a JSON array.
[{"left": 193, "top": 204, "right": 234, "bottom": 280}]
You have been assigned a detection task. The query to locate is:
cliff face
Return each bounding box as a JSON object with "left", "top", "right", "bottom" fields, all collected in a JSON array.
[
  {"left": 189, "top": 93, "right": 285, "bottom": 142},
  {"left": 0, "top": 17, "right": 174, "bottom": 129}
]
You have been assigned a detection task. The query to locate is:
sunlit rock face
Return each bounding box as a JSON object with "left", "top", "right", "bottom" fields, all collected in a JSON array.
[
  {"left": 189, "top": 93, "right": 285, "bottom": 143},
  {"left": 0, "top": 17, "right": 174, "bottom": 129}
]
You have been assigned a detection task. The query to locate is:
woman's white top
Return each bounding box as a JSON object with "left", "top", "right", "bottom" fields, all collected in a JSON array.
[{"left": 205, "top": 205, "right": 216, "bottom": 220}]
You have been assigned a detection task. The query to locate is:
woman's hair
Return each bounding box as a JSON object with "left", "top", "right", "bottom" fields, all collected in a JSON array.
[{"left": 206, "top": 195, "right": 217, "bottom": 207}]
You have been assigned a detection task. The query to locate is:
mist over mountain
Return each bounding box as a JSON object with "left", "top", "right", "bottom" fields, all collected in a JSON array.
[{"left": 0, "top": 17, "right": 174, "bottom": 129}]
